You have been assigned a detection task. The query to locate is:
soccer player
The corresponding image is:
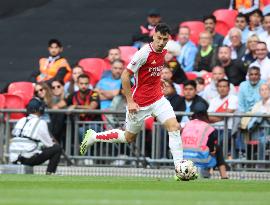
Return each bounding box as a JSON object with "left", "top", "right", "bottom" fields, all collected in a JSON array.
[{"left": 80, "top": 23, "right": 183, "bottom": 169}]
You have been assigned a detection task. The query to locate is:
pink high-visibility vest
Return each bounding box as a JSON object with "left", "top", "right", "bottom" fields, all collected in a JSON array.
[{"left": 182, "top": 119, "right": 215, "bottom": 152}]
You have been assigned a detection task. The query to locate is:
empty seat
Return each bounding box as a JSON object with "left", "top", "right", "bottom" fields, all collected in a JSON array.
[
  {"left": 186, "top": 72, "right": 198, "bottom": 80},
  {"left": 180, "top": 21, "right": 205, "bottom": 45},
  {"left": 3, "top": 94, "right": 25, "bottom": 120},
  {"left": 119, "top": 46, "right": 138, "bottom": 64},
  {"left": 78, "top": 58, "right": 108, "bottom": 86},
  {"left": 8, "top": 82, "right": 34, "bottom": 106},
  {"left": 213, "top": 9, "right": 238, "bottom": 36},
  {"left": 0, "top": 94, "right": 5, "bottom": 109}
]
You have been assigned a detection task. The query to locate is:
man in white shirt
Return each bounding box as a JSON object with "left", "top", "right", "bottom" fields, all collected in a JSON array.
[
  {"left": 203, "top": 66, "right": 236, "bottom": 103},
  {"left": 249, "top": 41, "right": 270, "bottom": 80},
  {"left": 259, "top": 13, "right": 270, "bottom": 51},
  {"left": 208, "top": 79, "right": 238, "bottom": 156},
  {"left": 9, "top": 98, "right": 62, "bottom": 175}
]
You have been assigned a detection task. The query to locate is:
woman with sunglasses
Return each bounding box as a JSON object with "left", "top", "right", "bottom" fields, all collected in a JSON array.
[
  {"left": 34, "top": 82, "right": 53, "bottom": 122},
  {"left": 50, "top": 80, "right": 66, "bottom": 143}
]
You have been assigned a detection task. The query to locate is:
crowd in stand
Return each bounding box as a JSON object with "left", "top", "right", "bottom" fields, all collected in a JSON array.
[{"left": 2, "top": 4, "right": 270, "bottom": 161}]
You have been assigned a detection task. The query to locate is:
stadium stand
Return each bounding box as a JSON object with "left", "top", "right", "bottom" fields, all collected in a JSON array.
[
  {"left": 3, "top": 94, "right": 25, "bottom": 119},
  {"left": 180, "top": 21, "right": 205, "bottom": 45},
  {"left": 7, "top": 82, "right": 34, "bottom": 106}
]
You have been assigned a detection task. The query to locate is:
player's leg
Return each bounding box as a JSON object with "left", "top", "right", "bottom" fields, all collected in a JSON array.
[
  {"left": 153, "top": 97, "right": 183, "bottom": 167},
  {"left": 80, "top": 109, "right": 145, "bottom": 155}
]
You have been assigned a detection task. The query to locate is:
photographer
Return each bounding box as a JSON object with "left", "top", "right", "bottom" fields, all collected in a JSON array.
[{"left": 9, "top": 98, "right": 62, "bottom": 175}]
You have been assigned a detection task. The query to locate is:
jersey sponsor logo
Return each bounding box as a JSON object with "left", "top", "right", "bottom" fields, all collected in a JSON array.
[
  {"left": 131, "top": 61, "right": 136, "bottom": 65},
  {"left": 148, "top": 65, "right": 163, "bottom": 76}
]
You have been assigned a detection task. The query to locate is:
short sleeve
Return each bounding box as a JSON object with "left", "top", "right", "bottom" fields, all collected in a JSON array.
[{"left": 127, "top": 47, "right": 148, "bottom": 73}]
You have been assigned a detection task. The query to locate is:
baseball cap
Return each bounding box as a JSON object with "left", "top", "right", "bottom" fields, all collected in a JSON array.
[
  {"left": 192, "top": 102, "right": 208, "bottom": 114},
  {"left": 148, "top": 8, "right": 161, "bottom": 17}
]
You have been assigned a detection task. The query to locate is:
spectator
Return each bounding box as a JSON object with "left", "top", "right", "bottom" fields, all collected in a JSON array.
[
  {"left": 34, "top": 82, "right": 53, "bottom": 108},
  {"left": 242, "top": 34, "right": 260, "bottom": 68},
  {"left": 182, "top": 101, "right": 228, "bottom": 178},
  {"left": 248, "top": 83, "right": 270, "bottom": 160},
  {"left": 208, "top": 79, "right": 238, "bottom": 157},
  {"left": 224, "top": 13, "right": 249, "bottom": 45},
  {"left": 173, "top": 80, "right": 208, "bottom": 127},
  {"left": 217, "top": 46, "right": 247, "bottom": 86},
  {"left": 176, "top": 26, "right": 198, "bottom": 72},
  {"left": 95, "top": 59, "right": 124, "bottom": 109},
  {"left": 160, "top": 67, "right": 182, "bottom": 95},
  {"left": 229, "top": 0, "right": 260, "bottom": 12},
  {"left": 203, "top": 15, "right": 224, "bottom": 48},
  {"left": 203, "top": 66, "right": 236, "bottom": 103},
  {"left": 9, "top": 98, "right": 62, "bottom": 175},
  {"left": 228, "top": 27, "right": 246, "bottom": 60},
  {"left": 30, "top": 39, "right": 72, "bottom": 84},
  {"left": 62, "top": 74, "right": 100, "bottom": 140},
  {"left": 163, "top": 79, "right": 181, "bottom": 110},
  {"left": 249, "top": 41, "right": 270, "bottom": 80},
  {"left": 195, "top": 77, "right": 205, "bottom": 97},
  {"left": 104, "top": 47, "right": 122, "bottom": 69},
  {"left": 246, "top": 8, "right": 264, "bottom": 37},
  {"left": 50, "top": 80, "right": 66, "bottom": 143},
  {"left": 194, "top": 31, "right": 217, "bottom": 72},
  {"left": 238, "top": 66, "right": 264, "bottom": 113},
  {"left": 259, "top": 13, "right": 270, "bottom": 51},
  {"left": 164, "top": 40, "right": 187, "bottom": 84},
  {"left": 64, "top": 65, "right": 84, "bottom": 98},
  {"left": 132, "top": 8, "right": 161, "bottom": 49}
]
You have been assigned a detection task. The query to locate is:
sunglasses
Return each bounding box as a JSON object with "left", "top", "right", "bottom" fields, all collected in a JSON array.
[
  {"left": 52, "top": 85, "right": 62, "bottom": 90},
  {"left": 35, "top": 88, "right": 44, "bottom": 93}
]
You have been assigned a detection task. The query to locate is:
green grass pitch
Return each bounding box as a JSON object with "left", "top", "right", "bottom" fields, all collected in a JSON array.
[{"left": 0, "top": 174, "right": 269, "bottom": 205}]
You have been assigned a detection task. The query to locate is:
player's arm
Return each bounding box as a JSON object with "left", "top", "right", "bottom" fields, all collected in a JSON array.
[{"left": 121, "top": 69, "right": 139, "bottom": 113}]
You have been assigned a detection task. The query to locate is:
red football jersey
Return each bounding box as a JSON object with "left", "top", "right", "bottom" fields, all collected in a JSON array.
[{"left": 127, "top": 43, "right": 167, "bottom": 107}]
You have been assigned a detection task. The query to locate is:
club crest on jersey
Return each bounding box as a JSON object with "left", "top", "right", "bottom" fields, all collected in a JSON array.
[{"left": 151, "top": 60, "right": 156, "bottom": 65}]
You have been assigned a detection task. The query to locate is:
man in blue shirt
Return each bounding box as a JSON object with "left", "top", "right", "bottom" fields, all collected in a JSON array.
[
  {"left": 238, "top": 66, "right": 264, "bottom": 113},
  {"left": 176, "top": 26, "right": 198, "bottom": 72},
  {"left": 95, "top": 59, "right": 124, "bottom": 109}
]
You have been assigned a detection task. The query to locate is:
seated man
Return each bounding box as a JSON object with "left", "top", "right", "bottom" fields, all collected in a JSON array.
[
  {"left": 181, "top": 102, "right": 228, "bottom": 179},
  {"left": 103, "top": 47, "right": 122, "bottom": 69},
  {"left": 203, "top": 66, "right": 236, "bottom": 103},
  {"left": 176, "top": 26, "right": 198, "bottom": 72},
  {"left": 208, "top": 79, "right": 238, "bottom": 157},
  {"left": 194, "top": 31, "right": 217, "bottom": 73},
  {"left": 132, "top": 8, "right": 162, "bottom": 49},
  {"left": 95, "top": 59, "right": 124, "bottom": 109},
  {"left": 9, "top": 98, "right": 62, "bottom": 175},
  {"left": 56, "top": 74, "right": 101, "bottom": 139},
  {"left": 174, "top": 80, "right": 209, "bottom": 127},
  {"left": 30, "top": 39, "right": 72, "bottom": 83}
]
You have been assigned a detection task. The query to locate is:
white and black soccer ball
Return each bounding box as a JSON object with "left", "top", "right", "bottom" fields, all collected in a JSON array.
[{"left": 175, "top": 160, "right": 198, "bottom": 181}]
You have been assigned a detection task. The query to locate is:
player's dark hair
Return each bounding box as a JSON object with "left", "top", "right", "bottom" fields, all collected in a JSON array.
[
  {"left": 48, "top": 39, "right": 62, "bottom": 47},
  {"left": 217, "top": 78, "right": 230, "bottom": 87},
  {"left": 183, "top": 80, "right": 197, "bottom": 89},
  {"left": 203, "top": 14, "right": 217, "bottom": 23},
  {"left": 78, "top": 73, "right": 89, "bottom": 81},
  {"left": 155, "top": 23, "right": 171, "bottom": 35}
]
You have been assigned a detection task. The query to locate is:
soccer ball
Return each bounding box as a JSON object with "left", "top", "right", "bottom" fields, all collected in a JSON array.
[{"left": 175, "top": 160, "right": 198, "bottom": 181}]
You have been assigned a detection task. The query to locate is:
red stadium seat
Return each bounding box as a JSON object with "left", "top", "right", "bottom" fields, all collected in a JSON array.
[
  {"left": 78, "top": 58, "right": 108, "bottom": 86},
  {"left": 0, "top": 94, "right": 5, "bottom": 109},
  {"left": 8, "top": 82, "right": 34, "bottom": 106},
  {"left": 213, "top": 9, "right": 238, "bottom": 35},
  {"left": 202, "top": 72, "right": 212, "bottom": 85},
  {"left": 180, "top": 21, "right": 205, "bottom": 45},
  {"left": 3, "top": 94, "right": 25, "bottom": 119},
  {"left": 119, "top": 46, "right": 138, "bottom": 64},
  {"left": 186, "top": 72, "right": 198, "bottom": 80}
]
